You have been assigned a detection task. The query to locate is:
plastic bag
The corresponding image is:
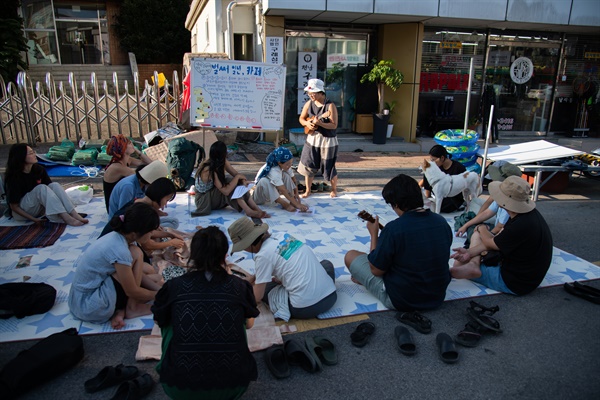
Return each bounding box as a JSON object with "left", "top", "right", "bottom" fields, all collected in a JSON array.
[{"left": 65, "top": 185, "right": 93, "bottom": 205}]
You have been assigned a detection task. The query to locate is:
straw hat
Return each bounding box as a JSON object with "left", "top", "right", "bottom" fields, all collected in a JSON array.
[
  {"left": 304, "top": 78, "right": 325, "bottom": 93},
  {"left": 488, "top": 176, "right": 535, "bottom": 213},
  {"left": 139, "top": 160, "right": 167, "bottom": 184},
  {"left": 228, "top": 217, "right": 269, "bottom": 253},
  {"left": 488, "top": 161, "right": 521, "bottom": 182}
]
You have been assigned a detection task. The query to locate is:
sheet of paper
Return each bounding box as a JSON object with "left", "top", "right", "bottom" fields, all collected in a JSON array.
[{"left": 231, "top": 183, "right": 255, "bottom": 199}]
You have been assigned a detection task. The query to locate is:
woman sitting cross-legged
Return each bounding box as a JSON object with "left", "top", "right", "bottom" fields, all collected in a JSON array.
[
  {"left": 252, "top": 146, "right": 309, "bottom": 212},
  {"left": 152, "top": 226, "right": 259, "bottom": 399},
  {"left": 192, "top": 140, "right": 268, "bottom": 218},
  {"left": 4, "top": 143, "right": 88, "bottom": 226},
  {"left": 68, "top": 203, "right": 160, "bottom": 329}
]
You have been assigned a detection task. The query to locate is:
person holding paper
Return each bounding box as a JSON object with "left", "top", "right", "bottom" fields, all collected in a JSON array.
[
  {"left": 192, "top": 141, "right": 268, "bottom": 218},
  {"left": 252, "top": 146, "right": 308, "bottom": 212}
]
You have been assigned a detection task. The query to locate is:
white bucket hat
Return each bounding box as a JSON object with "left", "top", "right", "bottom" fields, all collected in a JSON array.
[
  {"left": 304, "top": 78, "right": 325, "bottom": 93},
  {"left": 138, "top": 160, "right": 168, "bottom": 184}
]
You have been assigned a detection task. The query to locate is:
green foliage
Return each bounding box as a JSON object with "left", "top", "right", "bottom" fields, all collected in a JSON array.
[
  {"left": 326, "top": 62, "right": 346, "bottom": 86},
  {"left": 0, "top": 0, "right": 28, "bottom": 84},
  {"left": 115, "top": 0, "right": 191, "bottom": 64},
  {"left": 360, "top": 59, "right": 404, "bottom": 113},
  {"left": 384, "top": 100, "right": 397, "bottom": 115}
]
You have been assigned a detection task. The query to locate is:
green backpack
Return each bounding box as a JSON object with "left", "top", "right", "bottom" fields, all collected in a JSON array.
[{"left": 165, "top": 138, "right": 205, "bottom": 191}]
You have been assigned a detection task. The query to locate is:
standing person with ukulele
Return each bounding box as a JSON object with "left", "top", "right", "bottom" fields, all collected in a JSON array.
[
  {"left": 344, "top": 174, "right": 452, "bottom": 312},
  {"left": 298, "top": 78, "right": 339, "bottom": 198}
]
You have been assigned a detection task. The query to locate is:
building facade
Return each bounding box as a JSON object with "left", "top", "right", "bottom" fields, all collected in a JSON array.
[{"left": 186, "top": 0, "right": 600, "bottom": 141}]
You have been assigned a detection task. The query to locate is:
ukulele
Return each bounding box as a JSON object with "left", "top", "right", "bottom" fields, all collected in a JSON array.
[
  {"left": 357, "top": 210, "right": 385, "bottom": 230},
  {"left": 304, "top": 110, "right": 331, "bottom": 134}
]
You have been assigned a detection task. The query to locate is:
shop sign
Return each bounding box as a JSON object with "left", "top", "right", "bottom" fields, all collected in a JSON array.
[
  {"left": 298, "top": 51, "right": 317, "bottom": 114},
  {"left": 326, "top": 54, "right": 365, "bottom": 68},
  {"left": 497, "top": 117, "right": 514, "bottom": 131},
  {"left": 488, "top": 51, "right": 511, "bottom": 67},
  {"left": 441, "top": 54, "right": 483, "bottom": 69},
  {"left": 510, "top": 57, "right": 534, "bottom": 84},
  {"left": 584, "top": 52, "right": 600, "bottom": 59},
  {"left": 266, "top": 37, "right": 283, "bottom": 65},
  {"left": 440, "top": 41, "right": 462, "bottom": 49}
]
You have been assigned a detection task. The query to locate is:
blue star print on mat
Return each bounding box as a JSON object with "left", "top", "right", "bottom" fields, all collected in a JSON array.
[
  {"left": 560, "top": 268, "right": 588, "bottom": 281},
  {"left": 29, "top": 312, "right": 69, "bottom": 334},
  {"left": 56, "top": 270, "right": 76, "bottom": 286},
  {"left": 334, "top": 266, "right": 350, "bottom": 279},
  {"left": 555, "top": 251, "right": 582, "bottom": 263},
  {"left": 320, "top": 226, "right": 338, "bottom": 235},
  {"left": 287, "top": 219, "right": 307, "bottom": 227},
  {"left": 208, "top": 216, "right": 227, "bottom": 225},
  {"left": 314, "top": 202, "right": 332, "bottom": 208},
  {"left": 332, "top": 216, "right": 350, "bottom": 224},
  {"left": 38, "top": 258, "right": 63, "bottom": 270},
  {"left": 59, "top": 232, "right": 80, "bottom": 241},
  {"left": 305, "top": 239, "right": 325, "bottom": 249},
  {"left": 353, "top": 235, "right": 371, "bottom": 245},
  {"left": 350, "top": 302, "right": 379, "bottom": 314}
]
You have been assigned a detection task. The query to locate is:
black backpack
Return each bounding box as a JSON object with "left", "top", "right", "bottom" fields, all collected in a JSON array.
[
  {"left": 166, "top": 137, "right": 205, "bottom": 190},
  {"left": 0, "top": 328, "right": 84, "bottom": 399},
  {"left": 0, "top": 282, "right": 57, "bottom": 319}
]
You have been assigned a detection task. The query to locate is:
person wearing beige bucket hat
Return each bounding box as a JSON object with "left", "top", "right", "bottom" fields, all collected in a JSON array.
[
  {"left": 227, "top": 216, "right": 337, "bottom": 320},
  {"left": 450, "top": 176, "right": 553, "bottom": 295},
  {"left": 108, "top": 160, "right": 168, "bottom": 217}
]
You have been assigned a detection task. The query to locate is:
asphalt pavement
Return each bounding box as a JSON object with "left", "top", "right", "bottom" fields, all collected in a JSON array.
[{"left": 1, "top": 136, "right": 599, "bottom": 400}]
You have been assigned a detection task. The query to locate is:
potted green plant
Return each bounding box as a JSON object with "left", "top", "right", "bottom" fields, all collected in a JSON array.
[
  {"left": 384, "top": 100, "right": 397, "bottom": 138},
  {"left": 360, "top": 59, "right": 404, "bottom": 144}
]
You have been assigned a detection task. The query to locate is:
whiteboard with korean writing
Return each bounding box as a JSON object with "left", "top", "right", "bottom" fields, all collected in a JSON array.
[{"left": 189, "top": 59, "right": 286, "bottom": 130}]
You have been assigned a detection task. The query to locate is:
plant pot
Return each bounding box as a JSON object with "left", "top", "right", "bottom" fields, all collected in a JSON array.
[
  {"left": 386, "top": 124, "right": 394, "bottom": 138},
  {"left": 372, "top": 113, "right": 390, "bottom": 144}
]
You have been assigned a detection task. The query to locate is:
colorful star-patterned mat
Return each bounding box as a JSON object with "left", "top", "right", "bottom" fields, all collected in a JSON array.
[{"left": 1, "top": 191, "right": 599, "bottom": 343}]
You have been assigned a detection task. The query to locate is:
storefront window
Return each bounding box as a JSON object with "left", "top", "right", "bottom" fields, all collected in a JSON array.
[
  {"left": 22, "top": 0, "right": 54, "bottom": 30},
  {"left": 285, "top": 32, "right": 368, "bottom": 133}
]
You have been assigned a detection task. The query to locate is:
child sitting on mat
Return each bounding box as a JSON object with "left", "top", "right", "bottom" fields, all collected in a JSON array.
[
  {"left": 4, "top": 143, "right": 89, "bottom": 226},
  {"left": 68, "top": 203, "right": 160, "bottom": 329},
  {"left": 192, "top": 140, "right": 269, "bottom": 218},
  {"left": 152, "top": 226, "right": 259, "bottom": 399},
  {"left": 252, "top": 146, "right": 309, "bottom": 212}
]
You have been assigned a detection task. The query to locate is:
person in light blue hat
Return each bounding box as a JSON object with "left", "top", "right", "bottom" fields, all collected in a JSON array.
[{"left": 252, "top": 146, "right": 308, "bottom": 212}]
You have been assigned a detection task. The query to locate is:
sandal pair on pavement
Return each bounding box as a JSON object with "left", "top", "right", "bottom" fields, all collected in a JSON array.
[
  {"left": 265, "top": 336, "right": 338, "bottom": 379},
  {"left": 84, "top": 364, "right": 154, "bottom": 399},
  {"left": 564, "top": 281, "right": 600, "bottom": 304},
  {"left": 455, "top": 301, "right": 502, "bottom": 348}
]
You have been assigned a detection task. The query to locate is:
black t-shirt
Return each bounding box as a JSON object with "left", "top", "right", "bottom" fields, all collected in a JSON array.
[
  {"left": 422, "top": 160, "right": 466, "bottom": 212},
  {"left": 494, "top": 209, "right": 553, "bottom": 295},
  {"left": 5, "top": 163, "right": 52, "bottom": 205}
]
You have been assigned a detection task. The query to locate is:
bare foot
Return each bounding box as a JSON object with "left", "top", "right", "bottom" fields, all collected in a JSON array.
[
  {"left": 330, "top": 190, "right": 337, "bottom": 198},
  {"left": 246, "top": 209, "right": 264, "bottom": 218},
  {"left": 125, "top": 302, "right": 152, "bottom": 319},
  {"left": 260, "top": 211, "right": 271, "bottom": 218},
  {"left": 300, "top": 191, "right": 311, "bottom": 198},
  {"left": 63, "top": 215, "right": 84, "bottom": 226},
  {"left": 283, "top": 203, "right": 296, "bottom": 212},
  {"left": 351, "top": 276, "right": 363, "bottom": 285},
  {"left": 110, "top": 309, "right": 126, "bottom": 329}
]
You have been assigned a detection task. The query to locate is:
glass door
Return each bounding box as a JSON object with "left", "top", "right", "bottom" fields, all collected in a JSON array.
[{"left": 486, "top": 36, "right": 561, "bottom": 134}]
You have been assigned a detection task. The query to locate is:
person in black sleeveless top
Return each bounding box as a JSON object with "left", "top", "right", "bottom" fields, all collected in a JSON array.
[{"left": 298, "top": 78, "right": 340, "bottom": 198}]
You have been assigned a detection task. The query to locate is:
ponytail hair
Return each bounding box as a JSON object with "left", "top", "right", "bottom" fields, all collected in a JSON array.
[{"left": 109, "top": 202, "right": 159, "bottom": 236}]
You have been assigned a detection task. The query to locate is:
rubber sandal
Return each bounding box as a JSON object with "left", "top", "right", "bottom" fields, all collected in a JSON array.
[
  {"left": 468, "top": 300, "right": 499, "bottom": 316},
  {"left": 350, "top": 322, "right": 376, "bottom": 347},
  {"left": 306, "top": 336, "right": 338, "bottom": 367},
  {"left": 394, "top": 326, "right": 416, "bottom": 356},
  {"left": 573, "top": 281, "right": 600, "bottom": 297},
  {"left": 322, "top": 183, "right": 331, "bottom": 192},
  {"left": 297, "top": 183, "right": 306, "bottom": 194},
  {"left": 284, "top": 338, "right": 318, "bottom": 372},
  {"left": 264, "top": 345, "right": 291, "bottom": 379},
  {"left": 564, "top": 282, "right": 600, "bottom": 304},
  {"left": 455, "top": 321, "right": 483, "bottom": 347},
  {"left": 396, "top": 311, "right": 432, "bottom": 334},
  {"left": 84, "top": 363, "right": 139, "bottom": 393},
  {"left": 109, "top": 373, "right": 154, "bottom": 400},
  {"left": 466, "top": 308, "right": 503, "bottom": 332},
  {"left": 436, "top": 333, "right": 459, "bottom": 364}
]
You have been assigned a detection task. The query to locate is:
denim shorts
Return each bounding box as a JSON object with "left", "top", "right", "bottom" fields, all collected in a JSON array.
[{"left": 471, "top": 265, "right": 516, "bottom": 295}]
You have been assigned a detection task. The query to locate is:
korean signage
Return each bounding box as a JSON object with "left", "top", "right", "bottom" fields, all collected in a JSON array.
[
  {"left": 266, "top": 37, "right": 283, "bottom": 65},
  {"left": 297, "top": 51, "right": 317, "bottom": 114},
  {"left": 441, "top": 55, "right": 483, "bottom": 69},
  {"left": 440, "top": 41, "right": 462, "bottom": 49},
  {"left": 488, "top": 51, "right": 511, "bottom": 67}
]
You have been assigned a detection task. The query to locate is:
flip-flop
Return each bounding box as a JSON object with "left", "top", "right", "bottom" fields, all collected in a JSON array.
[
  {"left": 109, "top": 373, "right": 154, "bottom": 400},
  {"left": 455, "top": 321, "right": 484, "bottom": 347},
  {"left": 573, "top": 281, "right": 600, "bottom": 297},
  {"left": 284, "top": 338, "right": 318, "bottom": 372},
  {"left": 264, "top": 345, "right": 291, "bottom": 378},
  {"left": 350, "top": 322, "right": 376, "bottom": 347},
  {"left": 436, "top": 332, "right": 459, "bottom": 364},
  {"left": 468, "top": 300, "right": 499, "bottom": 316},
  {"left": 84, "top": 364, "right": 139, "bottom": 393},
  {"left": 394, "top": 326, "right": 416, "bottom": 356},
  {"left": 396, "top": 311, "right": 432, "bottom": 334},
  {"left": 564, "top": 282, "right": 600, "bottom": 304},
  {"left": 466, "top": 308, "right": 503, "bottom": 332}
]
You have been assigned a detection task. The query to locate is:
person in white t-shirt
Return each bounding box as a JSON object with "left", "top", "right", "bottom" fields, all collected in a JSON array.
[
  {"left": 228, "top": 216, "right": 336, "bottom": 320},
  {"left": 252, "top": 146, "right": 308, "bottom": 212}
]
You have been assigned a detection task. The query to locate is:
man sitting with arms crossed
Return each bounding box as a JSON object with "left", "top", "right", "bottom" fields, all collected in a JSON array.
[{"left": 450, "top": 176, "right": 553, "bottom": 295}]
